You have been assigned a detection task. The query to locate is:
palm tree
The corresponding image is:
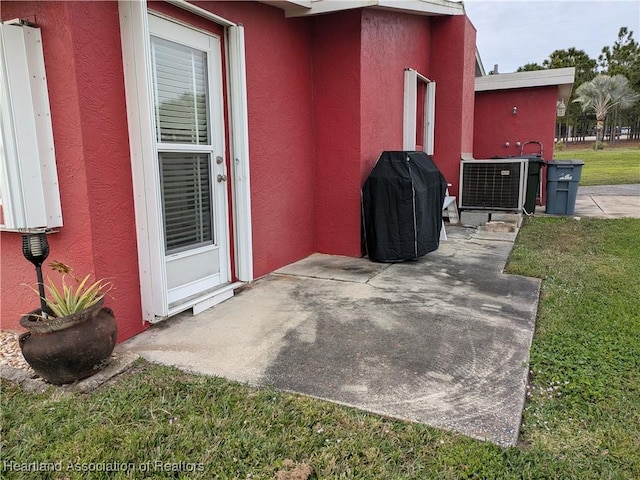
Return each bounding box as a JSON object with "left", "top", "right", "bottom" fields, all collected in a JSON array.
[{"left": 573, "top": 74, "right": 639, "bottom": 149}]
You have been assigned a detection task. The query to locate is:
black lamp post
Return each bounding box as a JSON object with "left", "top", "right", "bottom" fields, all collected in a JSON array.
[{"left": 22, "top": 231, "right": 50, "bottom": 318}]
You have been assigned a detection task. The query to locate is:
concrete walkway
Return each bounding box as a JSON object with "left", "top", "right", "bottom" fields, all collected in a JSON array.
[
  {"left": 120, "top": 227, "right": 540, "bottom": 446},
  {"left": 573, "top": 184, "right": 640, "bottom": 218},
  {"left": 542, "top": 183, "right": 640, "bottom": 218}
]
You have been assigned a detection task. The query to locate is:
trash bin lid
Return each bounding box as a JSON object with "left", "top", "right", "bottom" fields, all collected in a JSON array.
[{"left": 548, "top": 159, "right": 585, "bottom": 166}]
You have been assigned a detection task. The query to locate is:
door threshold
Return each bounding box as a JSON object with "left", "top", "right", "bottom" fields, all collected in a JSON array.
[
  {"left": 192, "top": 281, "right": 244, "bottom": 315},
  {"left": 160, "top": 281, "right": 244, "bottom": 320}
]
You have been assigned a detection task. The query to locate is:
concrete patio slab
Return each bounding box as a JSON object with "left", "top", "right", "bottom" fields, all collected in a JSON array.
[{"left": 120, "top": 227, "right": 540, "bottom": 446}]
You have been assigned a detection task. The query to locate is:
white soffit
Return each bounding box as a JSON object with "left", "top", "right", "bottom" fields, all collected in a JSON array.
[
  {"left": 475, "top": 67, "right": 576, "bottom": 100},
  {"left": 273, "top": 0, "right": 464, "bottom": 17},
  {"left": 262, "top": 1, "right": 312, "bottom": 9}
]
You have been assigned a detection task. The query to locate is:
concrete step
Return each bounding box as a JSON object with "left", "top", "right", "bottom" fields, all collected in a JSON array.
[{"left": 460, "top": 210, "right": 523, "bottom": 232}]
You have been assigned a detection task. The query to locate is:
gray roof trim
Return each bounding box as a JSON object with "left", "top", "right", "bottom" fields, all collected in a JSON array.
[{"left": 475, "top": 67, "right": 576, "bottom": 100}]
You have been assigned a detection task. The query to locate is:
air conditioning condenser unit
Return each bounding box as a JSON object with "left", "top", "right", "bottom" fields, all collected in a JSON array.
[{"left": 459, "top": 159, "right": 528, "bottom": 212}]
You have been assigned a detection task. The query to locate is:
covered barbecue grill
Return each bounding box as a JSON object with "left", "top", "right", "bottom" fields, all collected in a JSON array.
[{"left": 362, "top": 151, "right": 447, "bottom": 262}]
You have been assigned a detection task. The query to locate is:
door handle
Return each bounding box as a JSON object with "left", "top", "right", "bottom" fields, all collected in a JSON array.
[{"left": 217, "top": 174, "right": 227, "bottom": 183}]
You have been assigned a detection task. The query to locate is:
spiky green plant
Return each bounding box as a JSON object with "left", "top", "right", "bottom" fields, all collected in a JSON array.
[{"left": 28, "top": 261, "right": 112, "bottom": 319}]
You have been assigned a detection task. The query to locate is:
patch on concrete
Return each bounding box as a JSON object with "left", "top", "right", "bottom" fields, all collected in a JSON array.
[{"left": 275, "top": 253, "right": 390, "bottom": 283}]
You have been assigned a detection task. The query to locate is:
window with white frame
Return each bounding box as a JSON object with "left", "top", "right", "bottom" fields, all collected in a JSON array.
[
  {"left": 0, "top": 20, "right": 61, "bottom": 231},
  {"left": 403, "top": 68, "right": 436, "bottom": 155}
]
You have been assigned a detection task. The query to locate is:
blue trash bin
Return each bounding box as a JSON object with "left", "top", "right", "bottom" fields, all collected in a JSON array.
[{"left": 546, "top": 160, "right": 584, "bottom": 215}]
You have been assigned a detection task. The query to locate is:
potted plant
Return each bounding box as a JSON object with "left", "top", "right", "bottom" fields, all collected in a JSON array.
[{"left": 19, "top": 260, "right": 117, "bottom": 386}]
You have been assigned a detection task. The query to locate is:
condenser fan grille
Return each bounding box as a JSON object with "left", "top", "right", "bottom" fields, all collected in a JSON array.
[{"left": 459, "top": 160, "right": 527, "bottom": 211}]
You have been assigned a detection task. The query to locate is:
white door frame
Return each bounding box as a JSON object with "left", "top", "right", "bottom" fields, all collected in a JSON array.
[
  {"left": 150, "top": 13, "right": 229, "bottom": 316},
  {"left": 118, "top": 0, "right": 253, "bottom": 323}
]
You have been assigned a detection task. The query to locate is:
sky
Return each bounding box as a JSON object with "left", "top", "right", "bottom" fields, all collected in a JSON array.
[{"left": 461, "top": 0, "right": 640, "bottom": 73}]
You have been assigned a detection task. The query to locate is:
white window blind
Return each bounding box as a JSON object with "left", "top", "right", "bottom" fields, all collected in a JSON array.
[
  {"left": 151, "top": 36, "right": 208, "bottom": 145},
  {"left": 160, "top": 152, "right": 212, "bottom": 252}
]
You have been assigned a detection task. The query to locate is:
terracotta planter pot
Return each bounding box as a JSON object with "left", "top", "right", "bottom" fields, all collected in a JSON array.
[{"left": 19, "top": 300, "right": 117, "bottom": 385}]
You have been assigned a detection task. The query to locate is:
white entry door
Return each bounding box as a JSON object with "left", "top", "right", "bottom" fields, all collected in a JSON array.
[{"left": 149, "top": 14, "right": 230, "bottom": 316}]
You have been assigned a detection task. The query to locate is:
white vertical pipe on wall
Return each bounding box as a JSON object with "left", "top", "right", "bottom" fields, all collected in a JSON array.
[{"left": 227, "top": 25, "right": 253, "bottom": 282}]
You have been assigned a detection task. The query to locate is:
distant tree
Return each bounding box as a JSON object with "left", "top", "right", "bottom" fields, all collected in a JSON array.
[
  {"left": 543, "top": 48, "right": 598, "bottom": 84},
  {"left": 517, "top": 62, "right": 544, "bottom": 72},
  {"left": 599, "top": 28, "right": 640, "bottom": 81},
  {"left": 599, "top": 28, "right": 640, "bottom": 140},
  {"left": 573, "top": 74, "right": 640, "bottom": 149}
]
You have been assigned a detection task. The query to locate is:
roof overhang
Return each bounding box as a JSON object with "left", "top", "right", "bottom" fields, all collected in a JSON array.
[
  {"left": 475, "top": 48, "right": 486, "bottom": 77},
  {"left": 263, "top": 0, "right": 465, "bottom": 17},
  {"left": 475, "top": 67, "right": 576, "bottom": 102},
  {"left": 261, "top": 1, "right": 313, "bottom": 10}
]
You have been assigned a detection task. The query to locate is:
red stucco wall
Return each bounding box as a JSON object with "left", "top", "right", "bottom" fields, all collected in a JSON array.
[
  {"left": 359, "top": 9, "right": 431, "bottom": 181},
  {"left": 473, "top": 86, "right": 558, "bottom": 160},
  {"left": 191, "top": 2, "right": 317, "bottom": 278},
  {"left": 313, "top": 9, "right": 436, "bottom": 257},
  {"left": 430, "top": 15, "right": 477, "bottom": 196},
  {"left": 312, "top": 10, "right": 363, "bottom": 256},
  {"left": 0, "top": 2, "right": 143, "bottom": 340}
]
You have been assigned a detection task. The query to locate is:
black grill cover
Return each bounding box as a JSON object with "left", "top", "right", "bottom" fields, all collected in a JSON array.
[{"left": 362, "top": 151, "right": 447, "bottom": 262}]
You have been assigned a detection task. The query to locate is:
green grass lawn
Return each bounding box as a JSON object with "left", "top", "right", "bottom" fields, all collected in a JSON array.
[
  {"left": 553, "top": 146, "right": 640, "bottom": 186},
  {"left": 506, "top": 218, "right": 640, "bottom": 476},
  {"left": 2, "top": 218, "right": 639, "bottom": 479}
]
